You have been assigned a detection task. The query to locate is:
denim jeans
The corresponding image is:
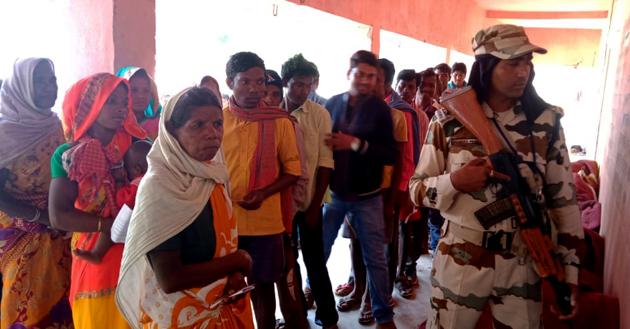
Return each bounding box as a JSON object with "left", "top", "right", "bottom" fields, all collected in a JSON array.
[
  {"left": 428, "top": 209, "right": 445, "bottom": 250},
  {"left": 322, "top": 194, "right": 394, "bottom": 324}
]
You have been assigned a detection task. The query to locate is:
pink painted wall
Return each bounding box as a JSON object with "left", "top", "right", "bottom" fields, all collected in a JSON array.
[
  {"left": 288, "top": 0, "right": 489, "bottom": 56},
  {"left": 598, "top": 0, "right": 630, "bottom": 327},
  {"left": 113, "top": 0, "right": 156, "bottom": 75},
  {"left": 66, "top": 0, "right": 116, "bottom": 79},
  {"left": 0, "top": 0, "right": 114, "bottom": 103}
]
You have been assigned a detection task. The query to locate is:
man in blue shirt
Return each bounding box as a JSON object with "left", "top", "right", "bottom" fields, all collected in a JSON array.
[{"left": 323, "top": 50, "right": 397, "bottom": 329}]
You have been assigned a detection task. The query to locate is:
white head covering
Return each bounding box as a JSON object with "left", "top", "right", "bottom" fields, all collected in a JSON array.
[
  {"left": 0, "top": 58, "right": 61, "bottom": 168},
  {"left": 116, "top": 87, "right": 230, "bottom": 328}
]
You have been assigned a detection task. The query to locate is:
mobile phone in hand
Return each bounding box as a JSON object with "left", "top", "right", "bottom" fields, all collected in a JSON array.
[
  {"left": 209, "top": 285, "right": 255, "bottom": 309},
  {"left": 227, "top": 284, "right": 255, "bottom": 299}
]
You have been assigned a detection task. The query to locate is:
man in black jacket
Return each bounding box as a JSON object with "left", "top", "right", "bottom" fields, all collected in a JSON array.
[{"left": 323, "top": 50, "right": 397, "bottom": 329}]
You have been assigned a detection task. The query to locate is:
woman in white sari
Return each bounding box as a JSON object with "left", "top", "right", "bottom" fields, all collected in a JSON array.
[{"left": 117, "top": 87, "right": 254, "bottom": 328}]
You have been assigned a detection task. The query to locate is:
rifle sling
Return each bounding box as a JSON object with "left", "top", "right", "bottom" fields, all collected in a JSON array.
[{"left": 490, "top": 116, "right": 547, "bottom": 187}]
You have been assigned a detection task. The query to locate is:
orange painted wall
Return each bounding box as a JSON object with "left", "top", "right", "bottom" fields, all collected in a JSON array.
[
  {"left": 288, "top": 0, "right": 488, "bottom": 56},
  {"left": 289, "top": 0, "right": 601, "bottom": 67},
  {"left": 525, "top": 28, "right": 602, "bottom": 67}
]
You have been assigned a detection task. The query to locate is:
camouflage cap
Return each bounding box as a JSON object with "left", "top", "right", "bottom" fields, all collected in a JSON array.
[{"left": 472, "top": 24, "right": 547, "bottom": 59}]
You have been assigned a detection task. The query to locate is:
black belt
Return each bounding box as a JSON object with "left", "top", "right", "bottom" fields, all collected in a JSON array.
[{"left": 445, "top": 221, "right": 516, "bottom": 252}]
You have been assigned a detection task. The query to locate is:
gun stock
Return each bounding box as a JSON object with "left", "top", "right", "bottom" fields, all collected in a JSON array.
[
  {"left": 440, "top": 87, "right": 504, "bottom": 155},
  {"left": 440, "top": 87, "right": 573, "bottom": 316}
]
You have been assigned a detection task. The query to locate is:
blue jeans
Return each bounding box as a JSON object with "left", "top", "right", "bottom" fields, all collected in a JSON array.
[
  {"left": 322, "top": 194, "right": 394, "bottom": 324},
  {"left": 428, "top": 209, "right": 445, "bottom": 250}
]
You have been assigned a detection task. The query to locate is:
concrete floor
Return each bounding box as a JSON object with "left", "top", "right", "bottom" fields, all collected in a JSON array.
[{"left": 276, "top": 234, "right": 432, "bottom": 329}]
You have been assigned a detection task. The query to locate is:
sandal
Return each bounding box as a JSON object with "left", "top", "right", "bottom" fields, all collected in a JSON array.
[
  {"left": 395, "top": 277, "right": 415, "bottom": 299},
  {"left": 358, "top": 308, "right": 374, "bottom": 325},
  {"left": 336, "top": 296, "right": 361, "bottom": 312},
  {"left": 334, "top": 282, "right": 354, "bottom": 297}
]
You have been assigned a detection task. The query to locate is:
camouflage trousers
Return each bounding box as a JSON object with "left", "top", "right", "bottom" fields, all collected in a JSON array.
[{"left": 428, "top": 221, "right": 543, "bottom": 329}]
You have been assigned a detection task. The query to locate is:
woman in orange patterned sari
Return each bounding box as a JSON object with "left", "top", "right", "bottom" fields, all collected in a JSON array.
[
  {"left": 117, "top": 87, "right": 253, "bottom": 329},
  {"left": 0, "top": 58, "right": 73, "bottom": 328},
  {"left": 48, "top": 73, "right": 146, "bottom": 329}
]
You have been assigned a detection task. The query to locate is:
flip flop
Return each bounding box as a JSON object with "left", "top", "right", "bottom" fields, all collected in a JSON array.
[
  {"left": 396, "top": 277, "right": 415, "bottom": 299},
  {"left": 336, "top": 296, "right": 361, "bottom": 312}
]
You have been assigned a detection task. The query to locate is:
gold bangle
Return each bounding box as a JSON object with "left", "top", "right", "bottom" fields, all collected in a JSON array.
[{"left": 97, "top": 217, "right": 102, "bottom": 232}]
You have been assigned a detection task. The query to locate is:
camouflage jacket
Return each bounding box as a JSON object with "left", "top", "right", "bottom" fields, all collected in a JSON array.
[{"left": 409, "top": 102, "right": 583, "bottom": 285}]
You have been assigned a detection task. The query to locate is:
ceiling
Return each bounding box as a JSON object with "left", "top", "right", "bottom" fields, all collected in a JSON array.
[
  {"left": 475, "top": 0, "right": 612, "bottom": 29},
  {"left": 474, "top": 0, "right": 612, "bottom": 12}
]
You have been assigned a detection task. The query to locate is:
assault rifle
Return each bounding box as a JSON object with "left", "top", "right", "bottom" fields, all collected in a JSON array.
[{"left": 440, "top": 87, "right": 572, "bottom": 315}]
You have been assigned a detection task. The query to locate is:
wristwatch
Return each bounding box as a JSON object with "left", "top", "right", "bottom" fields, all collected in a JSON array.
[{"left": 350, "top": 138, "right": 361, "bottom": 152}]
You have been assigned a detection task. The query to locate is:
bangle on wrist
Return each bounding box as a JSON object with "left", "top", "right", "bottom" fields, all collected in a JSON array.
[{"left": 26, "top": 208, "right": 41, "bottom": 223}]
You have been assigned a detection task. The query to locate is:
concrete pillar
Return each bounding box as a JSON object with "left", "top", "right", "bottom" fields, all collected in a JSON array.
[
  {"left": 55, "top": 0, "right": 115, "bottom": 95},
  {"left": 113, "top": 0, "right": 156, "bottom": 75},
  {"left": 371, "top": 25, "right": 381, "bottom": 56}
]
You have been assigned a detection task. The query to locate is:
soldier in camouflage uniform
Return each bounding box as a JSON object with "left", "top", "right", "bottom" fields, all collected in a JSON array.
[{"left": 409, "top": 24, "right": 584, "bottom": 329}]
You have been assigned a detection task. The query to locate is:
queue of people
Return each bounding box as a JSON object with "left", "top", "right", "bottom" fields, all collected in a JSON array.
[{"left": 0, "top": 24, "right": 583, "bottom": 329}]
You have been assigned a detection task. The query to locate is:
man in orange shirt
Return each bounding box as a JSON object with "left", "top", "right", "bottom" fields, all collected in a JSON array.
[{"left": 223, "top": 52, "right": 303, "bottom": 329}]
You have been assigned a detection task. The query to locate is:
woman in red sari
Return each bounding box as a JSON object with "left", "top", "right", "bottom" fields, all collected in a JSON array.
[{"left": 49, "top": 73, "right": 146, "bottom": 329}]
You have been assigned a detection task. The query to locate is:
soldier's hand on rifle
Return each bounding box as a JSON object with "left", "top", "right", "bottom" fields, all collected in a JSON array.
[
  {"left": 450, "top": 158, "right": 509, "bottom": 193},
  {"left": 551, "top": 283, "right": 579, "bottom": 321}
]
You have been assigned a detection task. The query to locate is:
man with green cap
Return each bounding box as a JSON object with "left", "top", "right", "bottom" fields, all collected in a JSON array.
[{"left": 409, "top": 24, "right": 583, "bottom": 328}]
